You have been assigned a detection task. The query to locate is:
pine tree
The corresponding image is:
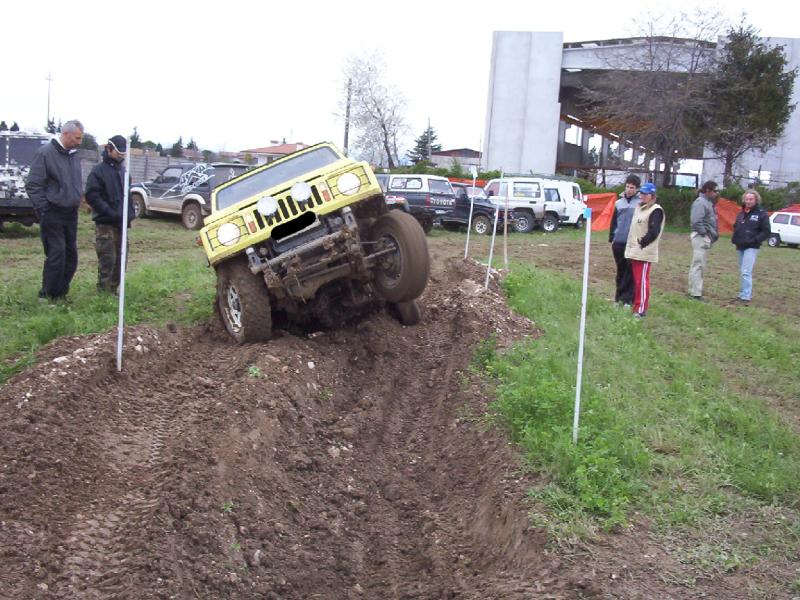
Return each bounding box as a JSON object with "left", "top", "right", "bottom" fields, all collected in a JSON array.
[
  {"left": 407, "top": 126, "right": 442, "bottom": 164},
  {"left": 10, "top": 122, "right": 19, "bottom": 131},
  {"left": 0, "top": 121, "right": 7, "bottom": 131},
  {"left": 170, "top": 136, "right": 184, "bottom": 158},
  {"left": 186, "top": 138, "right": 198, "bottom": 151},
  {"left": 130, "top": 127, "right": 143, "bottom": 149},
  {"left": 700, "top": 24, "right": 797, "bottom": 185}
]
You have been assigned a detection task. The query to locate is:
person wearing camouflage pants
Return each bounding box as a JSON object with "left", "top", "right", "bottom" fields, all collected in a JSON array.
[{"left": 85, "top": 136, "right": 134, "bottom": 294}]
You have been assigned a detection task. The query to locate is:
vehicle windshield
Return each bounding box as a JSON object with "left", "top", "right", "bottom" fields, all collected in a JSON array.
[
  {"left": 216, "top": 147, "right": 340, "bottom": 210},
  {"left": 467, "top": 186, "right": 487, "bottom": 199}
]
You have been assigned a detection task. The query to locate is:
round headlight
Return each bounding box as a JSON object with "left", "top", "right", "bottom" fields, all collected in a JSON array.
[
  {"left": 256, "top": 195, "right": 279, "bottom": 216},
  {"left": 291, "top": 181, "right": 312, "bottom": 203},
  {"left": 336, "top": 172, "right": 361, "bottom": 196},
  {"left": 217, "top": 222, "right": 241, "bottom": 246}
]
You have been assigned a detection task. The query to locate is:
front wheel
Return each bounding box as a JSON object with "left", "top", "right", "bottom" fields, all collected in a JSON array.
[
  {"left": 541, "top": 213, "right": 559, "bottom": 233},
  {"left": 216, "top": 258, "right": 272, "bottom": 344},
  {"left": 370, "top": 210, "right": 430, "bottom": 303},
  {"left": 132, "top": 194, "right": 148, "bottom": 218},
  {"left": 574, "top": 216, "right": 585, "bottom": 230},
  {"left": 767, "top": 234, "right": 781, "bottom": 248},
  {"left": 182, "top": 202, "right": 203, "bottom": 230},
  {"left": 472, "top": 214, "right": 491, "bottom": 235}
]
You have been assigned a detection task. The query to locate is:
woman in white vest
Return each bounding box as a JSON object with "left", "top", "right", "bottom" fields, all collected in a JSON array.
[{"left": 624, "top": 182, "right": 665, "bottom": 318}]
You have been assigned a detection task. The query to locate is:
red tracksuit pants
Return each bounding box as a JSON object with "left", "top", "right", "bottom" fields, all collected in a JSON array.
[{"left": 630, "top": 259, "right": 653, "bottom": 316}]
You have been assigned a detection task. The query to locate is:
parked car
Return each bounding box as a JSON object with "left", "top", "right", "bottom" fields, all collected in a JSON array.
[
  {"left": 131, "top": 162, "right": 252, "bottom": 229},
  {"left": 380, "top": 174, "right": 456, "bottom": 232},
  {"left": 375, "top": 173, "right": 437, "bottom": 234},
  {"left": 768, "top": 211, "right": 800, "bottom": 248},
  {"left": 0, "top": 165, "right": 36, "bottom": 228},
  {"left": 543, "top": 180, "right": 588, "bottom": 228},
  {"left": 445, "top": 182, "right": 514, "bottom": 234},
  {"left": 484, "top": 177, "right": 566, "bottom": 233}
]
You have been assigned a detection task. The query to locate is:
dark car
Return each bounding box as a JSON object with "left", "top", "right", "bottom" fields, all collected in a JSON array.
[
  {"left": 0, "top": 132, "right": 51, "bottom": 228},
  {"left": 130, "top": 162, "right": 252, "bottom": 229},
  {"left": 375, "top": 173, "right": 438, "bottom": 234},
  {"left": 442, "top": 182, "right": 514, "bottom": 235}
]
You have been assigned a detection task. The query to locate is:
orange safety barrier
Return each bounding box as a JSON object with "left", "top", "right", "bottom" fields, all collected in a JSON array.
[{"left": 585, "top": 193, "right": 617, "bottom": 231}]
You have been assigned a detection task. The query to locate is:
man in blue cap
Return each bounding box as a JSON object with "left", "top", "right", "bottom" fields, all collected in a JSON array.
[{"left": 85, "top": 135, "right": 135, "bottom": 294}]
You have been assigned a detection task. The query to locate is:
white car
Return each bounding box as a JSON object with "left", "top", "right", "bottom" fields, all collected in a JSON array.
[{"left": 768, "top": 211, "right": 800, "bottom": 248}]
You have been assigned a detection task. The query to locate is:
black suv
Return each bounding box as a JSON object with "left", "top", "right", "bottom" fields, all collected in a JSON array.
[
  {"left": 375, "top": 173, "right": 438, "bottom": 234},
  {"left": 443, "top": 182, "right": 514, "bottom": 234}
]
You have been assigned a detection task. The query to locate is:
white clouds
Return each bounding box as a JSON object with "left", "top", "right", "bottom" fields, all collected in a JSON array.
[{"left": 4, "top": 0, "right": 797, "bottom": 154}]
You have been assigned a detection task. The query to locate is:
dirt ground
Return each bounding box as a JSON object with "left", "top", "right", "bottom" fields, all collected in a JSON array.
[{"left": 0, "top": 232, "right": 797, "bottom": 599}]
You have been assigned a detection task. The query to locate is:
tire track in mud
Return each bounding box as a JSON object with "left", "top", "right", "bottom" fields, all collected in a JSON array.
[{"left": 50, "top": 349, "right": 215, "bottom": 599}]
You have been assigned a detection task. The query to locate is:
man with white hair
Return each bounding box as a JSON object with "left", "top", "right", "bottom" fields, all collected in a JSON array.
[{"left": 25, "top": 119, "right": 85, "bottom": 302}]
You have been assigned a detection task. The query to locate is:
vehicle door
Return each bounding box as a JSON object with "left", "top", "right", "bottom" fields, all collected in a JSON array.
[
  {"left": 451, "top": 184, "right": 471, "bottom": 219},
  {"left": 147, "top": 166, "right": 186, "bottom": 211},
  {"left": 787, "top": 214, "right": 800, "bottom": 244},
  {"left": 563, "top": 183, "right": 585, "bottom": 221},
  {"left": 427, "top": 178, "right": 456, "bottom": 217}
]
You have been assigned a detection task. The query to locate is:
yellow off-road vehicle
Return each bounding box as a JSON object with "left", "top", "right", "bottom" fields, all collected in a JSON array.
[{"left": 200, "top": 142, "right": 429, "bottom": 343}]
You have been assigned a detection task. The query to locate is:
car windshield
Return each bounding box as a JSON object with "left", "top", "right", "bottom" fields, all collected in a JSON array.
[
  {"left": 467, "top": 186, "right": 487, "bottom": 199},
  {"left": 216, "top": 147, "right": 340, "bottom": 210}
]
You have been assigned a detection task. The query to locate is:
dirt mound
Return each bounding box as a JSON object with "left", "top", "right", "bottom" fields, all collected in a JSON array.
[{"left": 0, "top": 256, "right": 592, "bottom": 599}]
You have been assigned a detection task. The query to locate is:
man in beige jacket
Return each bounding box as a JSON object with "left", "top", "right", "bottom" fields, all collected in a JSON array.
[{"left": 625, "top": 182, "right": 665, "bottom": 318}]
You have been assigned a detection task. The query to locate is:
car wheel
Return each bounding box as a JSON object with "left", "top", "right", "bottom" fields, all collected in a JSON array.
[
  {"left": 216, "top": 258, "right": 272, "bottom": 344},
  {"left": 394, "top": 299, "right": 421, "bottom": 326},
  {"left": 767, "top": 234, "right": 781, "bottom": 248},
  {"left": 132, "top": 194, "right": 148, "bottom": 218},
  {"left": 181, "top": 202, "right": 203, "bottom": 230},
  {"left": 513, "top": 211, "right": 534, "bottom": 233},
  {"left": 472, "top": 215, "right": 491, "bottom": 235},
  {"left": 419, "top": 215, "right": 434, "bottom": 235},
  {"left": 574, "top": 216, "right": 585, "bottom": 230},
  {"left": 370, "top": 210, "right": 430, "bottom": 303},
  {"left": 541, "top": 213, "right": 559, "bottom": 233}
]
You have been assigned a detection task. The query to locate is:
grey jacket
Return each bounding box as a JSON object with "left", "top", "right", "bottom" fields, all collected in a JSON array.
[
  {"left": 25, "top": 139, "right": 83, "bottom": 215},
  {"left": 690, "top": 195, "right": 718, "bottom": 242}
]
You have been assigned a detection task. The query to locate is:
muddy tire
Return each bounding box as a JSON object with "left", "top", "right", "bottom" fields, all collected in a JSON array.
[
  {"left": 541, "top": 213, "right": 559, "bottom": 233},
  {"left": 513, "top": 211, "right": 534, "bottom": 233},
  {"left": 472, "top": 215, "right": 491, "bottom": 235},
  {"left": 370, "top": 210, "right": 430, "bottom": 303},
  {"left": 216, "top": 258, "right": 272, "bottom": 343},
  {"left": 181, "top": 202, "right": 203, "bottom": 230},
  {"left": 132, "top": 194, "right": 148, "bottom": 218},
  {"left": 394, "top": 299, "right": 421, "bottom": 326}
]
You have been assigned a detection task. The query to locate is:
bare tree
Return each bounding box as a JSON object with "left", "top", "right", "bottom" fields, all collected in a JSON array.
[
  {"left": 339, "top": 51, "right": 409, "bottom": 168},
  {"left": 580, "top": 10, "right": 723, "bottom": 187}
]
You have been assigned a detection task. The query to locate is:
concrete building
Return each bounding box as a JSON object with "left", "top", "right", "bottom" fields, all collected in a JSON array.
[{"left": 483, "top": 31, "right": 800, "bottom": 188}]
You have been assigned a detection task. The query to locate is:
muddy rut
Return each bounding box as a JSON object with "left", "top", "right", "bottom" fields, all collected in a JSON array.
[{"left": 0, "top": 251, "right": 588, "bottom": 599}]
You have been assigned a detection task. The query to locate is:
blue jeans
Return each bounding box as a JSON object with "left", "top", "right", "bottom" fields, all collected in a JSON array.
[{"left": 737, "top": 248, "right": 759, "bottom": 301}]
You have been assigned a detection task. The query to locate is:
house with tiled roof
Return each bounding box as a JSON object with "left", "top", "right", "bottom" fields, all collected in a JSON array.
[
  {"left": 240, "top": 141, "right": 307, "bottom": 166},
  {"left": 430, "top": 148, "right": 481, "bottom": 170}
]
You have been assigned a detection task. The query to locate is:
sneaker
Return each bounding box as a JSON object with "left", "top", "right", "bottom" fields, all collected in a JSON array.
[
  {"left": 632, "top": 312, "right": 646, "bottom": 319},
  {"left": 736, "top": 297, "right": 751, "bottom": 304},
  {"left": 689, "top": 295, "right": 708, "bottom": 303},
  {"left": 623, "top": 303, "right": 632, "bottom": 309}
]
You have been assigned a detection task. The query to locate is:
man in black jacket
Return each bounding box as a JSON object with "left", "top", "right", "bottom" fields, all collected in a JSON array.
[
  {"left": 25, "top": 120, "right": 85, "bottom": 301},
  {"left": 85, "top": 135, "right": 134, "bottom": 294}
]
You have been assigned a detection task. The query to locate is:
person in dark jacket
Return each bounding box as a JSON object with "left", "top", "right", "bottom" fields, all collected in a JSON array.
[
  {"left": 25, "top": 119, "right": 85, "bottom": 301},
  {"left": 608, "top": 174, "right": 641, "bottom": 305},
  {"left": 85, "top": 135, "right": 134, "bottom": 294},
  {"left": 731, "top": 189, "right": 771, "bottom": 304}
]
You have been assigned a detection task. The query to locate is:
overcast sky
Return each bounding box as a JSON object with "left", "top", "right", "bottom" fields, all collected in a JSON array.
[{"left": 4, "top": 0, "right": 798, "bottom": 157}]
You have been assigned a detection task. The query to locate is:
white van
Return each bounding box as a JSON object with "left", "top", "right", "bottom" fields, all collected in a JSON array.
[{"left": 768, "top": 211, "right": 800, "bottom": 248}]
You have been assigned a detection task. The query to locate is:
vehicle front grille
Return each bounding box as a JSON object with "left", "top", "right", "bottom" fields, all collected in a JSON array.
[{"left": 252, "top": 183, "right": 326, "bottom": 229}]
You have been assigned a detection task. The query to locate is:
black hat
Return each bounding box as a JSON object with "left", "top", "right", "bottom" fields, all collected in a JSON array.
[{"left": 108, "top": 135, "right": 127, "bottom": 155}]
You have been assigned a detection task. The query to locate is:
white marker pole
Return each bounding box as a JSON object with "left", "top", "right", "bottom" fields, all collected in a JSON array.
[
  {"left": 116, "top": 140, "right": 132, "bottom": 372},
  {"left": 464, "top": 166, "right": 478, "bottom": 259},
  {"left": 484, "top": 205, "right": 500, "bottom": 289},
  {"left": 572, "top": 207, "right": 592, "bottom": 444}
]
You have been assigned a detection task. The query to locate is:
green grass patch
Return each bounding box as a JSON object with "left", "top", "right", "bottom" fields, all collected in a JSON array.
[
  {"left": 0, "top": 216, "right": 215, "bottom": 383},
  {"left": 487, "top": 266, "right": 800, "bottom": 531}
]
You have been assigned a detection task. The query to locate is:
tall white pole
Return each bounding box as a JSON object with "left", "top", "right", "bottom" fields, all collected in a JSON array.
[
  {"left": 484, "top": 205, "right": 500, "bottom": 289},
  {"left": 572, "top": 207, "right": 592, "bottom": 444},
  {"left": 116, "top": 140, "right": 132, "bottom": 372},
  {"left": 464, "top": 166, "right": 478, "bottom": 259}
]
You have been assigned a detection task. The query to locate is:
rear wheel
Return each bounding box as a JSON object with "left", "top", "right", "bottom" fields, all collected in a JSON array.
[
  {"left": 132, "top": 194, "right": 148, "bottom": 218},
  {"left": 181, "top": 202, "right": 203, "bottom": 230},
  {"left": 767, "top": 234, "right": 781, "bottom": 248},
  {"left": 574, "top": 216, "right": 585, "bottom": 229},
  {"left": 472, "top": 214, "right": 491, "bottom": 235},
  {"left": 541, "top": 213, "right": 559, "bottom": 233},
  {"left": 394, "top": 300, "right": 421, "bottom": 326},
  {"left": 370, "top": 210, "right": 430, "bottom": 303},
  {"left": 216, "top": 258, "right": 272, "bottom": 343},
  {"left": 513, "top": 211, "right": 534, "bottom": 233}
]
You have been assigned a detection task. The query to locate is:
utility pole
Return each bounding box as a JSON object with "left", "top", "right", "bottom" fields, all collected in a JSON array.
[
  {"left": 45, "top": 72, "right": 53, "bottom": 128},
  {"left": 343, "top": 78, "right": 352, "bottom": 156},
  {"left": 427, "top": 117, "right": 432, "bottom": 161}
]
